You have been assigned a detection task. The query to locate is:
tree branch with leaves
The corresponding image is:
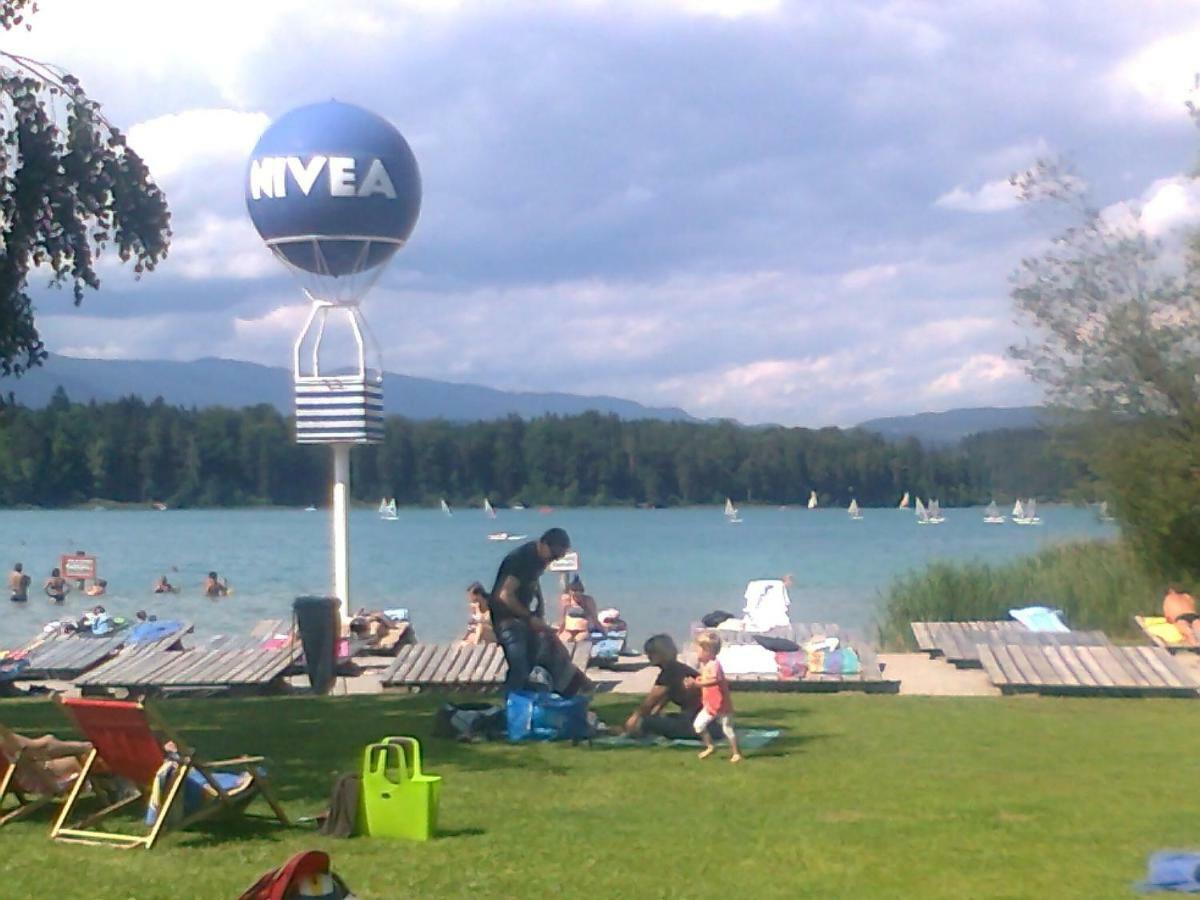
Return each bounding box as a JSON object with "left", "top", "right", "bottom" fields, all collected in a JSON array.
[{"left": 0, "top": 0, "right": 170, "bottom": 377}]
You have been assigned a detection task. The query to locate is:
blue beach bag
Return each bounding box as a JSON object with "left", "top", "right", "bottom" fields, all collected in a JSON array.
[{"left": 505, "top": 691, "right": 590, "bottom": 742}]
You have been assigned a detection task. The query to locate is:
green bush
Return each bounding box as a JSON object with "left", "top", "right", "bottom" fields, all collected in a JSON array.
[{"left": 877, "top": 539, "right": 1163, "bottom": 648}]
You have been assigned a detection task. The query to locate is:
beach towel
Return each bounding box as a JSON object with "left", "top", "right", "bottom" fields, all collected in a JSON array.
[
  {"left": 741, "top": 580, "right": 791, "bottom": 631},
  {"left": 1009, "top": 606, "right": 1069, "bottom": 633},
  {"left": 774, "top": 651, "right": 807, "bottom": 680},
  {"left": 144, "top": 758, "right": 256, "bottom": 826},
  {"left": 593, "top": 728, "right": 781, "bottom": 751},
  {"left": 717, "top": 643, "right": 777, "bottom": 676},
  {"left": 1137, "top": 851, "right": 1200, "bottom": 893},
  {"left": 1141, "top": 617, "right": 1187, "bottom": 645},
  {"left": 126, "top": 620, "right": 182, "bottom": 645}
]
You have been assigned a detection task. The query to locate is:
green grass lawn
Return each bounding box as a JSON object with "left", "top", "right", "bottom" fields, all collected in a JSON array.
[{"left": 0, "top": 691, "right": 1193, "bottom": 898}]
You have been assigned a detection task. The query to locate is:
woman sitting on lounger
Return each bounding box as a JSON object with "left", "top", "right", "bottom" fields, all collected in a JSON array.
[
  {"left": 462, "top": 582, "right": 495, "bottom": 645},
  {"left": 0, "top": 726, "right": 95, "bottom": 784}
]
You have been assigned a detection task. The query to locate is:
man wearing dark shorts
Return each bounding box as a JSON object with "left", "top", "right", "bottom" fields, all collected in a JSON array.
[
  {"left": 489, "top": 527, "right": 585, "bottom": 696},
  {"left": 8, "top": 563, "right": 29, "bottom": 603},
  {"left": 624, "top": 634, "right": 720, "bottom": 740}
]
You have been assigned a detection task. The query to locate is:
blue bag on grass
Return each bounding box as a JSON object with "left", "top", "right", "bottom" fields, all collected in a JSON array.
[{"left": 505, "top": 691, "right": 590, "bottom": 742}]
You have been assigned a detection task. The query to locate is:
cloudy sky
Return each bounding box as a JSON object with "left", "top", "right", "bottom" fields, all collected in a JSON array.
[{"left": 9, "top": 0, "right": 1200, "bottom": 425}]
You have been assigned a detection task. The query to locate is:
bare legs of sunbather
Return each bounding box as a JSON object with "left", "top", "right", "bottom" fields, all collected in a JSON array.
[{"left": 0, "top": 727, "right": 94, "bottom": 782}]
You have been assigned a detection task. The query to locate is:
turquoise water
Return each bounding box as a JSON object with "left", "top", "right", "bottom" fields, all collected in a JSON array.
[{"left": 0, "top": 505, "right": 1117, "bottom": 649}]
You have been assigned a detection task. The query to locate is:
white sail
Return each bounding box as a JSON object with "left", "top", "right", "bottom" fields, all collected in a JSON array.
[
  {"left": 378, "top": 497, "right": 388, "bottom": 515},
  {"left": 848, "top": 499, "right": 862, "bottom": 519},
  {"left": 984, "top": 500, "right": 1005, "bottom": 523},
  {"left": 484, "top": 498, "right": 496, "bottom": 519},
  {"left": 379, "top": 497, "right": 398, "bottom": 520},
  {"left": 1098, "top": 501, "right": 1114, "bottom": 522},
  {"left": 1026, "top": 499, "right": 1040, "bottom": 523},
  {"left": 441, "top": 498, "right": 452, "bottom": 516},
  {"left": 898, "top": 491, "right": 910, "bottom": 509},
  {"left": 725, "top": 497, "right": 736, "bottom": 516},
  {"left": 1012, "top": 499, "right": 1024, "bottom": 519},
  {"left": 808, "top": 490, "right": 818, "bottom": 510},
  {"left": 928, "top": 499, "right": 945, "bottom": 524},
  {"left": 915, "top": 497, "right": 930, "bottom": 524}
]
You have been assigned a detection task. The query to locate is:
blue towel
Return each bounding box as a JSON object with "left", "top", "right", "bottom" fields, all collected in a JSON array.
[
  {"left": 127, "top": 621, "right": 181, "bottom": 645},
  {"left": 1138, "top": 852, "right": 1200, "bottom": 893},
  {"left": 1009, "top": 606, "right": 1070, "bottom": 633}
]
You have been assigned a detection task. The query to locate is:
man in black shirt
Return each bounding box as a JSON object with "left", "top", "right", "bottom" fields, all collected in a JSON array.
[
  {"left": 624, "top": 633, "right": 718, "bottom": 740},
  {"left": 490, "top": 527, "right": 578, "bottom": 695}
]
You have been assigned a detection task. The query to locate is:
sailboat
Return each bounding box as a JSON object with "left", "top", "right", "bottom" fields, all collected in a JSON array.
[
  {"left": 898, "top": 491, "right": 910, "bottom": 509},
  {"left": 807, "top": 490, "right": 818, "bottom": 510},
  {"left": 927, "top": 499, "right": 946, "bottom": 524},
  {"left": 440, "top": 498, "right": 452, "bottom": 516},
  {"left": 378, "top": 497, "right": 398, "bottom": 521},
  {"left": 483, "top": 498, "right": 497, "bottom": 519},
  {"left": 915, "top": 496, "right": 931, "bottom": 525},
  {"left": 1013, "top": 498, "right": 1041, "bottom": 526},
  {"left": 848, "top": 499, "right": 863, "bottom": 520},
  {"left": 1097, "top": 501, "right": 1115, "bottom": 523},
  {"left": 724, "top": 497, "right": 743, "bottom": 524},
  {"left": 983, "top": 500, "right": 1006, "bottom": 524}
]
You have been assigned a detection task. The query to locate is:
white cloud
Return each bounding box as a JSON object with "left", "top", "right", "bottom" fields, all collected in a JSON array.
[
  {"left": 934, "top": 178, "right": 1021, "bottom": 213},
  {"left": 127, "top": 109, "right": 270, "bottom": 180},
  {"left": 165, "top": 214, "right": 278, "bottom": 280},
  {"left": 925, "top": 354, "right": 1022, "bottom": 398},
  {"left": 1139, "top": 176, "right": 1200, "bottom": 238},
  {"left": 839, "top": 264, "right": 899, "bottom": 292},
  {"left": 1112, "top": 29, "right": 1200, "bottom": 120}
]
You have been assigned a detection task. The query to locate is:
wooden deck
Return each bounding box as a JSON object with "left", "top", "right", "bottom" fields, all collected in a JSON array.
[
  {"left": 978, "top": 641, "right": 1200, "bottom": 697},
  {"left": 12, "top": 620, "right": 190, "bottom": 681},
  {"left": 693, "top": 622, "right": 898, "bottom": 693},
  {"left": 75, "top": 631, "right": 298, "bottom": 697},
  {"left": 380, "top": 640, "right": 593, "bottom": 692},
  {"left": 911, "top": 621, "right": 1111, "bottom": 668}
]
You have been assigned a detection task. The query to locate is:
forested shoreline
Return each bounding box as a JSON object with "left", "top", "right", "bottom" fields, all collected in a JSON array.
[{"left": 0, "top": 389, "right": 1088, "bottom": 509}]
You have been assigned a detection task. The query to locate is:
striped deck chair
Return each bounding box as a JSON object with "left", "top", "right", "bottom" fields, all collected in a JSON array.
[
  {"left": 51, "top": 697, "right": 288, "bottom": 849},
  {"left": 0, "top": 724, "right": 95, "bottom": 827}
]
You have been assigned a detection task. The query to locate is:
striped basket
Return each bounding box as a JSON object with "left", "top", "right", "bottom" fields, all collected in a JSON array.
[{"left": 294, "top": 376, "right": 384, "bottom": 444}]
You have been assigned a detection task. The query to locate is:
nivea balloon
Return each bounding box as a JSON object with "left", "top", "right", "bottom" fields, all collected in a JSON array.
[{"left": 246, "top": 101, "right": 421, "bottom": 277}]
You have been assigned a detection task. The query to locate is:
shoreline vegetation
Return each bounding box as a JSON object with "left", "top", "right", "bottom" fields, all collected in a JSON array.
[
  {"left": 0, "top": 390, "right": 1087, "bottom": 510},
  {"left": 877, "top": 538, "right": 1159, "bottom": 649}
]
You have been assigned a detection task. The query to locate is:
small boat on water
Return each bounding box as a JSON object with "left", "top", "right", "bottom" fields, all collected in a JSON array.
[
  {"left": 487, "top": 531, "right": 527, "bottom": 542},
  {"left": 983, "top": 500, "right": 1006, "bottom": 524},
  {"left": 483, "top": 498, "right": 497, "bottom": 519},
  {"left": 440, "top": 498, "right": 453, "bottom": 516},
  {"left": 724, "top": 497, "right": 743, "bottom": 524},
  {"left": 378, "top": 498, "right": 398, "bottom": 521},
  {"left": 1097, "top": 501, "right": 1115, "bottom": 523},
  {"left": 916, "top": 497, "right": 942, "bottom": 525},
  {"left": 927, "top": 499, "right": 946, "bottom": 524},
  {"left": 304, "top": 505, "right": 317, "bottom": 512},
  {"left": 848, "top": 499, "right": 863, "bottom": 520},
  {"left": 807, "top": 490, "right": 818, "bottom": 510},
  {"left": 1013, "top": 498, "right": 1041, "bottom": 526},
  {"left": 151, "top": 502, "right": 168, "bottom": 511},
  {"left": 898, "top": 491, "right": 910, "bottom": 509}
]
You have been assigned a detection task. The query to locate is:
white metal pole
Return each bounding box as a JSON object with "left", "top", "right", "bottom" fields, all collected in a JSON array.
[{"left": 331, "top": 442, "right": 351, "bottom": 621}]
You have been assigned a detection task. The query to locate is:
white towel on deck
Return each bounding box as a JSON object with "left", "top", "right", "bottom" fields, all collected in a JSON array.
[
  {"left": 717, "top": 643, "right": 778, "bottom": 675},
  {"left": 741, "top": 579, "right": 792, "bottom": 631}
]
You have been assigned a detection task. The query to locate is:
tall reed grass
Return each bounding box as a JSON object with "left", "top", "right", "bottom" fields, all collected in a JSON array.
[{"left": 877, "top": 539, "right": 1163, "bottom": 648}]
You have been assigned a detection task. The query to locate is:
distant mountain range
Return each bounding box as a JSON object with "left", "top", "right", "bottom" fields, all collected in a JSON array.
[
  {"left": 855, "top": 406, "right": 1048, "bottom": 445},
  {"left": 3, "top": 354, "right": 695, "bottom": 422},
  {"left": 3, "top": 355, "right": 1050, "bottom": 441}
]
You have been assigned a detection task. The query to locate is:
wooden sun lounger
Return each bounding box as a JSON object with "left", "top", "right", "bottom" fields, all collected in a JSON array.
[
  {"left": 380, "top": 640, "right": 593, "bottom": 692},
  {"left": 1134, "top": 616, "right": 1200, "bottom": 653},
  {"left": 15, "top": 631, "right": 133, "bottom": 681},
  {"left": 687, "top": 623, "right": 897, "bottom": 693},
  {"left": 911, "top": 621, "right": 1111, "bottom": 668},
  {"left": 978, "top": 640, "right": 1200, "bottom": 697},
  {"left": 75, "top": 633, "right": 298, "bottom": 697}
]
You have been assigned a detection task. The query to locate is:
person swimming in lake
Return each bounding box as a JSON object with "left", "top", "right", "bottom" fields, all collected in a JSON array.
[
  {"left": 84, "top": 579, "right": 107, "bottom": 598},
  {"left": 43, "top": 568, "right": 69, "bottom": 604},
  {"left": 8, "top": 563, "right": 30, "bottom": 603},
  {"left": 154, "top": 575, "right": 178, "bottom": 595},
  {"left": 203, "top": 571, "right": 229, "bottom": 599}
]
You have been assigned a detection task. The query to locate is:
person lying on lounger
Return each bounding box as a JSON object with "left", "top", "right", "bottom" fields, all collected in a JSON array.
[
  {"left": 0, "top": 727, "right": 95, "bottom": 783},
  {"left": 1163, "top": 586, "right": 1200, "bottom": 647},
  {"left": 623, "top": 634, "right": 719, "bottom": 741}
]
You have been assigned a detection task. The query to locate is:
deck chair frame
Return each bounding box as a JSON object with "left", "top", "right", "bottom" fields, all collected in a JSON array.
[
  {"left": 0, "top": 725, "right": 101, "bottom": 827},
  {"left": 51, "top": 697, "right": 288, "bottom": 849}
]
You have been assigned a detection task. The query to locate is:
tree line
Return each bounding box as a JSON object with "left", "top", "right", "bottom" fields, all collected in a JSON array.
[{"left": 0, "top": 389, "right": 1089, "bottom": 509}]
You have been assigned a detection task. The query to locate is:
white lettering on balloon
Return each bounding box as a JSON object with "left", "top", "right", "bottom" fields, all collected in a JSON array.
[{"left": 248, "top": 156, "right": 400, "bottom": 200}]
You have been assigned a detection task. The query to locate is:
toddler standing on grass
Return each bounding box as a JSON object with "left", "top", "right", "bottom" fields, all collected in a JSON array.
[{"left": 694, "top": 631, "right": 742, "bottom": 762}]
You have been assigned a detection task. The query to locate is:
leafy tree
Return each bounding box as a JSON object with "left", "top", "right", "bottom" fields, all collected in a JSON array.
[
  {"left": 0, "top": 1, "right": 170, "bottom": 377},
  {"left": 1007, "top": 157, "right": 1200, "bottom": 579}
]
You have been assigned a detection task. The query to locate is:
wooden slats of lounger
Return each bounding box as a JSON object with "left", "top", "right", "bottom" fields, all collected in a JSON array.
[
  {"left": 911, "top": 621, "right": 1111, "bottom": 668},
  {"left": 381, "top": 643, "right": 507, "bottom": 691},
  {"left": 978, "top": 641, "right": 1200, "bottom": 697},
  {"left": 75, "top": 635, "right": 298, "bottom": 696}
]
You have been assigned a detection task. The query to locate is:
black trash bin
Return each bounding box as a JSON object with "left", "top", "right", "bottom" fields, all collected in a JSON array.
[{"left": 293, "top": 596, "right": 340, "bottom": 694}]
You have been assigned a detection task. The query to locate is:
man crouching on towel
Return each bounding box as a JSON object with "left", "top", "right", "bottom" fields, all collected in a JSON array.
[{"left": 489, "top": 528, "right": 590, "bottom": 696}]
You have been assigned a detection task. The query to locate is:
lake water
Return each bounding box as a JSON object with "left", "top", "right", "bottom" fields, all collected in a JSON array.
[{"left": 0, "top": 505, "right": 1117, "bottom": 649}]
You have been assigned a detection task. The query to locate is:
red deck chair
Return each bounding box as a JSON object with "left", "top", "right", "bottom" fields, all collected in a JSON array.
[{"left": 51, "top": 696, "right": 289, "bottom": 849}]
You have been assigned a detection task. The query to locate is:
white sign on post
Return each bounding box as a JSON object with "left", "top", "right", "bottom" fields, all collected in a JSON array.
[{"left": 548, "top": 551, "right": 580, "bottom": 573}]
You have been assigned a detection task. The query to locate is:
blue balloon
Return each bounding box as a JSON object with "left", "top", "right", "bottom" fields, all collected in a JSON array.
[{"left": 246, "top": 101, "right": 421, "bottom": 276}]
